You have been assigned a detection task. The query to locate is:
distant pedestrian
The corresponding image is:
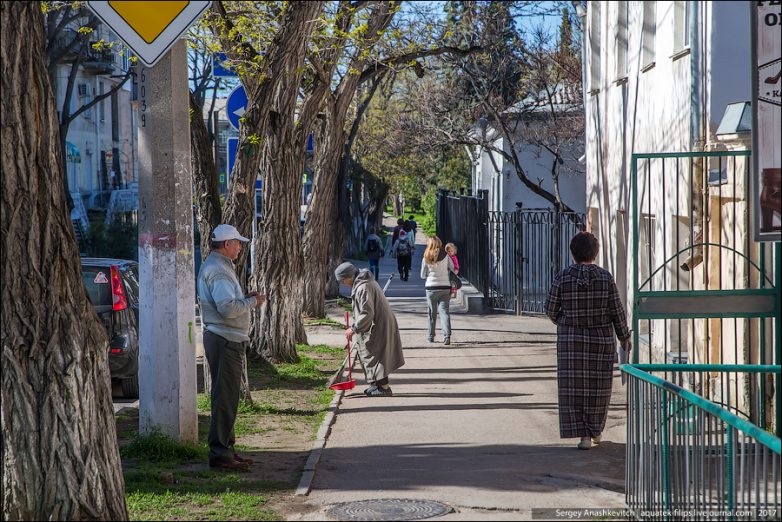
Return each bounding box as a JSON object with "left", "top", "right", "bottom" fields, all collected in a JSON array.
[
  {"left": 445, "top": 242, "right": 460, "bottom": 299},
  {"left": 365, "top": 227, "right": 384, "bottom": 281},
  {"left": 545, "top": 231, "right": 631, "bottom": 451},
  {"left": 392, "top": 229, "right": 414, "bottom": 281},
  {"left": 407, "top": 215, "right": 418, "bottom": 243},
  {"left": 391, "top": 218, "right": 405, "bottom": 250},
  {"left": 420, "top": 235, "right": 455, "bottom": 345},
  {"left": 197, "top": 224, "right": 265, "bottom": 470},
  {"left": 335, "top": 262, "right": 405, "bottom": 397}
]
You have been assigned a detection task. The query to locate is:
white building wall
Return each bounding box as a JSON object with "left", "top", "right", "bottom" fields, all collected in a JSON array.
[
  {"left": 471, "top": 133, "right": 586, "bottom": 214},
  {"left": 55, "top": 23, "right": 135, "bottom": 206},
  {"left": 584, "top": 1, "right": 754, "bottom": 365}
]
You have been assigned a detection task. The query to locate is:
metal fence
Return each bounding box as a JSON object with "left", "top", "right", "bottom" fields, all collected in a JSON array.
[
  {"left": 517, "top": 209, "right": 585, "bottom": 314},
  {"left": 623, "top": 364, "right": 781, "bottom": 520},
  {"left": 436, "top": 189, "right": 490, "bottom": 297},
  {"left": 436, "top": 190, "right": 584, "bottom": 313}
]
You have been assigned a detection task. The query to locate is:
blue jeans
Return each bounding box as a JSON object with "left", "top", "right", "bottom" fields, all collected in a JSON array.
[
  {"left": 368, "top": 259, "right": 379, "bottom": 281},
  {"left": 426, "top": 289, "right": 452, "bottom": 341}
]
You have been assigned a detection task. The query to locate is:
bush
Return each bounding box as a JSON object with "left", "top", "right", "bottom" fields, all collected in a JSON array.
[{"left": 418, "top": 189, "right": 437, "bottom": 237}]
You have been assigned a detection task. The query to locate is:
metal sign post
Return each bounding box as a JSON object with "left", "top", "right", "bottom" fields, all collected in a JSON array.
[{"left": 86, "top": 1, "right": 211, "bottom": 443}]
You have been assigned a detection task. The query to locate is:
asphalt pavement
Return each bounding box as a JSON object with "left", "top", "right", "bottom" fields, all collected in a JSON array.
[{"left": 298, "top": 221, "right": 628, "bottom": 520}]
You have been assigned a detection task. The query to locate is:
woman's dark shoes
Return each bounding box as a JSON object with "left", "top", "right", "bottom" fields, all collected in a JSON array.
[{"left": 209, "top": 457, "right": 251, "bottom": 471}]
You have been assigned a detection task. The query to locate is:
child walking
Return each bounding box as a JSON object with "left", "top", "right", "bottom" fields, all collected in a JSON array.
[{"left": 445, "top": 243, "right": 460, "bottom": 298}]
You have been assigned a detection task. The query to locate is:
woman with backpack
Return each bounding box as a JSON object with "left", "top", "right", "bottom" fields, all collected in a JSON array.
[
  {"left": 365, "top": 227, "right": 384, "bottom": 281},
  {"left": 420, "top": 236, "right": 455, "bottom": 345},
  {"left": 392, "top": 229, "right": 414, "bottom": 281}
]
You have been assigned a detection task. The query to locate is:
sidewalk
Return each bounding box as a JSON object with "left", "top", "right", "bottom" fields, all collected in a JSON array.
[{"left": 297, "top": 220, "right": 628, "bottom": 520}]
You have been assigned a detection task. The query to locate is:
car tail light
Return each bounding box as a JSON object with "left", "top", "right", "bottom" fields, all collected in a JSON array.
[
  {"left": 110, "top": 266, "right": 128, "bottom": 311},
  {"left": 110, "top": 348, "right": 123, "bottom": 355}
]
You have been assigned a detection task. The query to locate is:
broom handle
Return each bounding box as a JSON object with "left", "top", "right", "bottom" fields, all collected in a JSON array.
[{"left": 346, "top": 311, "right": 352, "bottom": 380}]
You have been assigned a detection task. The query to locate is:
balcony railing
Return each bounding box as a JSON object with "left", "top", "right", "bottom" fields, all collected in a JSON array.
[{"left": 82, "top": 45, "right": 114, "bottom": 74}]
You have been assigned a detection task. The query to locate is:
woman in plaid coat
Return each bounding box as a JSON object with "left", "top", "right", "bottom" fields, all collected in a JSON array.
[{"left": 545, "top": 232, "right": 632, "bottom": 450}]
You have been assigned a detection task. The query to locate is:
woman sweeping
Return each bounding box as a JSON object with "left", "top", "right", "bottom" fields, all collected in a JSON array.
[{"left": 545, "top": 231, "right": 631, "bottom": 450}]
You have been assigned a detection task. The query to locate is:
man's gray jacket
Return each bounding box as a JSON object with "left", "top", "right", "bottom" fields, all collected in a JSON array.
[{"left": 197, "top": 251, "right": 256, "bottom": 343}]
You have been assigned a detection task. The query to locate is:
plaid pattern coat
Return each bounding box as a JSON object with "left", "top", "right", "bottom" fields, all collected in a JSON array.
[{"left": 545, "top": 263, "right": 631, "bottom": 439}]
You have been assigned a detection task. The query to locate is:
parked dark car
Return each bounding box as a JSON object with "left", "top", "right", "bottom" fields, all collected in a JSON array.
[{"left": 80, "top": 258, "right": 140, "bottom": 398}]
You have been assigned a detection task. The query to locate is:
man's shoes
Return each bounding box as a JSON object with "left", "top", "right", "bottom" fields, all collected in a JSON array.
[
  {"left": 234, "top": 453, "right": 254, "bottom": 465},
  {"left": 364, "top": 385, "right": 393, "bottom": 397},
  {"left": 209, "top": 457, "right": 251, "bottom": 471},
  {"left": 443, "top": 338, "right": 451, "bottom": 345},
  {"left": 577, "top": 437, "right": 593, "bottom": 450},
  {"left": 427, "top": 337, "right": 434, "bottom": 343},
  {"left": 591, "top": 434, "right": 602, "bottom": 445}
]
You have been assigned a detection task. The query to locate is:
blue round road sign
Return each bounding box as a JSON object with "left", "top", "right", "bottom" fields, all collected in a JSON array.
[{"left": 226, "top": 85, "right": 247, "bottom": 131}]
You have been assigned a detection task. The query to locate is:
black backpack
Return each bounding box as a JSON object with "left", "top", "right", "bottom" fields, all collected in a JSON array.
[{"left": 367, "top": 238, "right": 379, "bottom": 253}]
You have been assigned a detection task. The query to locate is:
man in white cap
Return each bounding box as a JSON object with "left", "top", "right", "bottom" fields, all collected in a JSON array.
[
  {"left": 197, "top": 224, "right": 265, "bottom": 470},
  {"left": 335, "top": 262, "right": 405, "bottom": 396}
]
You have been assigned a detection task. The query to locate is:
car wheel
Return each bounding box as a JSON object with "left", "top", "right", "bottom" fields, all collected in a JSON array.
[{"left": 122, "top": 375, "right": 139, "bottom": 398}]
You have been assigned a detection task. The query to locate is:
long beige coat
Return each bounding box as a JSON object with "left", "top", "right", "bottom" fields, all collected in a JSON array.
[{"left": 350, "top": 270, "right": 405, "bottom": 381}]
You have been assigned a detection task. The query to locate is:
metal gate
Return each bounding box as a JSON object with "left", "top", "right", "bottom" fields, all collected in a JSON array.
[
  {"left": 487, "top": 208, "right": 584, "bottom": 314},
  {"left": 631, "top": 150, "right": 781, "bottom": 430}
]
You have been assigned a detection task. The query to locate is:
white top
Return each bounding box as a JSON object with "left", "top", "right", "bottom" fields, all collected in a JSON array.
[{"left": 420, "top": 253, "right": 454, "bottom": 289}]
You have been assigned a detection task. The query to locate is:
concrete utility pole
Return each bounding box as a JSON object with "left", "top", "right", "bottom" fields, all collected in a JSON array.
[{"left": 137, "top": 39, "right": 198, "bottom": 442}]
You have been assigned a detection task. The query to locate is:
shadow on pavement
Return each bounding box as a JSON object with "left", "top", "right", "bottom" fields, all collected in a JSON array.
[{"left": 314, "top": 442, "right": 626, "bottom": 493}]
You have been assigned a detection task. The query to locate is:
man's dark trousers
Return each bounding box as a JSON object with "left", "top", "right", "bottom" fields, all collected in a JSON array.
[{"left": 204, "top": 330, "right": 245, "bottom": 463}]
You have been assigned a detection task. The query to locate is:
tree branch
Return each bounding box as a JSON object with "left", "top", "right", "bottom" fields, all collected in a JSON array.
[
  {"left": 358, "top": 45, "right": 483, "bottom": 83},
  {"left": 64, "top": 68, "right": 132, "bottom": 125}
]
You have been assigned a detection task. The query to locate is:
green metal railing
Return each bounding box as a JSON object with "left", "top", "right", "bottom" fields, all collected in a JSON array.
[{"left": 623, "top": 364, "right": 781, "bottom": 520}]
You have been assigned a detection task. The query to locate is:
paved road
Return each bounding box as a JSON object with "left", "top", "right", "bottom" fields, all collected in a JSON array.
[{"left": 299, "top": 223, "right": 628, "bottom": 520}]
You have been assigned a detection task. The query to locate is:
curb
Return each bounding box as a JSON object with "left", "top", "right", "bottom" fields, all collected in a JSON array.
[{"left": 295, "top": 384, "right": 346, "bottom": 496}]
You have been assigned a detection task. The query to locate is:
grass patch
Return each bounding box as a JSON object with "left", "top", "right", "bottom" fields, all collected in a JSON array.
[
  {"left": 122, "top": 339, "right": 343, "bottom": 519},
  {"left": 298, "top": 344, "right": 344, "bottom": 356},
  {"left": 121, "top": 431, "right": 207, "bottom": 464},
  {"left": 125, "top": 466, "right": 288, "bottom": 520},
  {"left": 337, "top": 297, "right": 352, "bottom": 312},
  {"left": 197, "top": 394, "right": 210, "bottom": 413},
  {"left": 303, "top": 317, "right": 343, "bottom": 328}
]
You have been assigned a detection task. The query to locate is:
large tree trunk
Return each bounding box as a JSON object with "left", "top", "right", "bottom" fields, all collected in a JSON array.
[
  {"left": 1, "top": 3, "right": 128, "bottom": 520},
  {"left": 190, "top": 92, "right": 222, "bottom": 261},
  {"left": 250, "top": 118, "right": 309, "bottom": 363},
  {"left": 219, "top": 2, "right": 323, "bottom": 290},
  {"left": 245, "top": 1, "right": 321, "bottom": 361},
  {"left": 302, "top": 110, "right": 345, "bottom": 318}
]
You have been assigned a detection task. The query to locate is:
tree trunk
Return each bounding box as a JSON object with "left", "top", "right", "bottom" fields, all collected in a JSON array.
[
  {"left": 302, "top": 110, "right": 344, "bottom": 318},
  {"left": 249, "top": 120, "right": 309, "bottom": 363},
  {"left": 240, "top": 4, "right": 322, "bottom": 363},
  {"left": 220, "top": 2, "right": 323, "bottom": 291},
  {"left": 190, "top": 92, "right": 222, "bottom": 261},
  {"left": 1, "top": 4, "right": 128, "bottom": 520}
]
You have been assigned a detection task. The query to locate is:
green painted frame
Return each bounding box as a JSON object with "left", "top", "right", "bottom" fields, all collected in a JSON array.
[{"left": 630, "top": 150, "right": 782, "bottom": 432}]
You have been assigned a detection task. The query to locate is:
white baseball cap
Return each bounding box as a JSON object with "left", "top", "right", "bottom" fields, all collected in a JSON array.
[{"left": 211, "top": 224, "right": 250, "bottom": 242}]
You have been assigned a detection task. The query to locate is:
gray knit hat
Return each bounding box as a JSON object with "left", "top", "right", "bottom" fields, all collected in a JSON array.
[{"left": 334, "top": 261, "right": 359, "bottom": 281}]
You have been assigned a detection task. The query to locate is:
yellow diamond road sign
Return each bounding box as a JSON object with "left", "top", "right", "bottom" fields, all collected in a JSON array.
[{"left": 86, "top": 1, "right": 211, "bottom": 67}]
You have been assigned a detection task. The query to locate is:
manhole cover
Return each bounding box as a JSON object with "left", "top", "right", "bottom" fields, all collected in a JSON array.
[{"left": 327, "top": 499, "right": 453, "bottom": 521}]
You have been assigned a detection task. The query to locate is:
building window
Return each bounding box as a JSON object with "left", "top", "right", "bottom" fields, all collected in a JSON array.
[
  {"left": 674, "top": 1, "right": 691, "bottom": 52},
  {"left": 615, "top": 1, "right": 628, "bottom": 79},
  {"left": 589, "top": 1, "right": 602, "bottom": 91},
  {"left": 642, "top": 1, "right": 657, "bottom": 69}
]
